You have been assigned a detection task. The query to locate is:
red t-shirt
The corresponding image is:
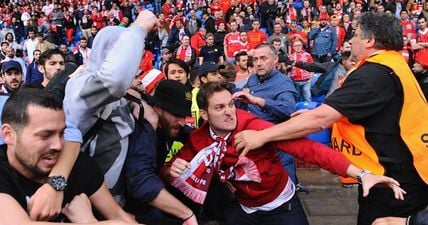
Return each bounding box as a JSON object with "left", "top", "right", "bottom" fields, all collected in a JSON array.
[
  {"left": 402, "top": 20, "right": 416, "bottom": 39},
  {"left": 224, "top": 31, "right": 241, "bottom": 57},
  {"left": 247, "top": 30, "right": 267, "bottom": 50},
  {"left": 229, "top": 42, "right": 249, "bottom": 57},
  {"left": 415, "top": 28, "right": 428, "bottom": 58},
  {"left": 191, "top": 32, "right": 206, "bottom": 56},
  {"left": 289, "top": 52, "right": 314, "bottom": 81}
]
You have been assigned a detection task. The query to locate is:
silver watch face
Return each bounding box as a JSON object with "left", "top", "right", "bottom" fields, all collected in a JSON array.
[{"left": 47, "top": 176, "right": 67, "bottom": 191}]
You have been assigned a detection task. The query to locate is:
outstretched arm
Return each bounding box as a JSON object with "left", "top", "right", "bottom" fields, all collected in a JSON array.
[{"left": 235, "top": 104, "right": 342, "bottom": 156}]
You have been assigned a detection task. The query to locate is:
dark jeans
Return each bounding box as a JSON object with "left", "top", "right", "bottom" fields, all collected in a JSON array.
[{"left": 224, "top": 194, "right": 309, "bottom": 225}]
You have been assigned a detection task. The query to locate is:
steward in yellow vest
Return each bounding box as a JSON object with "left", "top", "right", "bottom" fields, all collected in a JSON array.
[
  {"left": 332, "top": 51, "right": 428, "bottom": 184},
  {"left": 232, "top": 12, "right": 428, "bottom": 225}
]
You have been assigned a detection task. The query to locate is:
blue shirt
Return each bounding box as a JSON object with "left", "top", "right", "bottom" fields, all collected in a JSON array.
[{"left": 239, "top": 69, "right": 298, "bottom": 124}]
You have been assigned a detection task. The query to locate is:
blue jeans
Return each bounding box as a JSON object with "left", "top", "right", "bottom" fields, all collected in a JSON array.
[
  {"left": 294, "top": 80, "right": 312, "bottom": 102},
  {"left": 224, "top": 194, "right": 309, "bottom": 225}
]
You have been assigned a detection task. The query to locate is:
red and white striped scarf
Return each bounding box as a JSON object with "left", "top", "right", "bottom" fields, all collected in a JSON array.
[{"left": 171, "top": 128, "right": 261, "bottom": 204}]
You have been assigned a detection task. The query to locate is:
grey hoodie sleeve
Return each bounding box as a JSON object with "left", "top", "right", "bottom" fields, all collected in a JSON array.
[{"left": 64, "top": 25, "right": 147, "bottom": 138}]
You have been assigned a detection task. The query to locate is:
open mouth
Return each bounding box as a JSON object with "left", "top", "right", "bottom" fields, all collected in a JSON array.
[
  {"left": 41, "top": 152, "right": 58, "bottom": 167},
  {"left": 225, "top": 118, "right": 234, "bottom": 123}
]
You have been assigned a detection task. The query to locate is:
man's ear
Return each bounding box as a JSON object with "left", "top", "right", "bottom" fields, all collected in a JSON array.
[
  {"left": 1, "top": 124, "right": 16, "bottom": 145},
  {"left": 200, "top": 76, "right": 208, "bottom": 84},
  {"left": 365, "top": 37, "right": 376, "bottom": 48},
  {"left": 199, "top": 109, "right": 208, "bottom": 121},
  {"left": 38, "top": 64, "right": 45, "bottom": 74},
  {"left": 273, "top": 55, "right": 279, "bottom": 64}
]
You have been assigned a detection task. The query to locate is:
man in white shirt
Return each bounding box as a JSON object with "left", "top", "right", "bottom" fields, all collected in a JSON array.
[{"left": 23, "top": 29, "right": 38, "bottom": 63}]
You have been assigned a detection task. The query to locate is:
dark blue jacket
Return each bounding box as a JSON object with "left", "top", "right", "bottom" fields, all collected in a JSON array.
[
  {"left": 124, "top": 119, "right": 191, "bottom": 215},
  {"left": 125, "top": 119, "right": 164, "bottom": 215},
  {"left": 25, "top": 61, "right": 43, "bottom": 84}
]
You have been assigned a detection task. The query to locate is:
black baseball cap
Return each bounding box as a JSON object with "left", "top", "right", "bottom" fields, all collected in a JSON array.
[
  {"left": 2, "top": 60, "right": 22, "bottom": 73},
  {"left": 152, "top": 80, "right": 192, "bottom": 117},
  {"left": 197, "top": 61, "right": 225, "bottom": 77}
]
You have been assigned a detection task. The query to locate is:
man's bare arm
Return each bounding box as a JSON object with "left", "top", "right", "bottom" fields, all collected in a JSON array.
[
  {"left": 150, "top": 189, "right": 198, "bottom": 225},
  {"left": 234, "top": 104, "right": 343, "bottom": 155},
  {"left": 90, "top": 182, "right": 137, "bottom": 223}
]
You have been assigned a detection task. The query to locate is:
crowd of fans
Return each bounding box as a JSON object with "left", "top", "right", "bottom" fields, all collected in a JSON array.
[
  {"left": 0, "top": 0, "right": 426, "bottom": 98},
  {"left": 0, "top": 0, "right": 427, "bottom": 225}
]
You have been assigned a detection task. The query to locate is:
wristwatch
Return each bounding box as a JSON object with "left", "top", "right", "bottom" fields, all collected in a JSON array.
[
  {"left": 356, "top": 169, "right": 372, "bottom": 184},
  {"left": 46, "top": 175, "right": 68, "bottom": 191}
]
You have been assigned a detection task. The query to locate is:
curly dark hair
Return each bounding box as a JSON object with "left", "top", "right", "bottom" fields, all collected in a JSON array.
[{"left": 357, "top": 12, "right": 403, "bottom": 51}]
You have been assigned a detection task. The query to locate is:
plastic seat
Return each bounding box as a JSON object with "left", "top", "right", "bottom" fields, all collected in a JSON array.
[
  {"left": 295, "top": 101, "right": 320, "bottom": 110},
  {"left": 311, "top": 95, "right": 325, "bottom": 103},
  {"left": 307, "top": 129, "right": 331, "bottom": 146},
  {"left": 295, "top": 101, "right": 331, "bottom": 146}
]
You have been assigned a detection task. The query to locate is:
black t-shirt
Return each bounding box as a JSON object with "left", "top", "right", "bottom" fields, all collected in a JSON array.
[
  {"left": 199, "top": 45, "right": 223, "bottom": 64},
  {"left": 0, "top": 145, "right": 104, "bottom": 221},
  {"left": 325, "top": 62, "right": 425, "bottom": 186}
]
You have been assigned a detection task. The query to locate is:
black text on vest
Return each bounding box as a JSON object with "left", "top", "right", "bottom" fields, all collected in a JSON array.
[{"left": 331, "top": 137, "right": 362, "bottom": 156}]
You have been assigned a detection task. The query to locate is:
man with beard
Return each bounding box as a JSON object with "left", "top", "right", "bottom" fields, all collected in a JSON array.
[
  {"left": 22, "top": 29, "right": 38, "bottom": 63},
  {"left": 59, "top": 43, "right": 76, "bottom": 63},
  {"left": 309, "top": 13, "right": 337, "bottom": 63},
  {"left": 0, "top": 88, "right": 139, "bottom": 225},
  {"left": 2, "top": 46, "right": 16, "bottom": 62},
  {"left": 25, "top": 50, "right": 44, "bottom": 84},
  {"left": 0, "top": 60, "right": 23, "bottom": 94},
  {"left": 38, "top": 48, "right": 65, "bottom": 87},
  {"left": 2, "top": 47, "right": 27, "bottom": 78},
  {"left": 125, "top": 80, "right": 198, "bottom": 224},
  {"left": 87, "top": 26, "right": 98, "bottom": 49},
  {"left": 73, "top": 37, "right": 91, "bottom": 66},
  {"left": 0, "top": 42, "right": 9, "bottom": 61}
]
